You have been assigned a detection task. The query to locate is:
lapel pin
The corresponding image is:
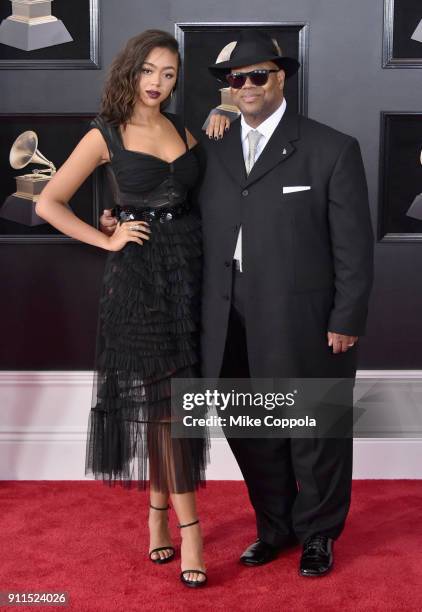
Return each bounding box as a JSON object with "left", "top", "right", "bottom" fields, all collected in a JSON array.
[{"left": 282, "top": 148, "right": 287, "bottom": 155}]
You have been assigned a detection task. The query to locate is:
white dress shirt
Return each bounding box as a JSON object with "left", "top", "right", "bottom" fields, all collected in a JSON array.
[{"left": 234, "top": 97, "right": 287, "bottom": 271}]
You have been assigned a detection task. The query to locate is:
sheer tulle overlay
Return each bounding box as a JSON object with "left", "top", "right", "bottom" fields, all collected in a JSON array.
[{"left": 84, "top": 114, "right": 210, "bottom": 493}]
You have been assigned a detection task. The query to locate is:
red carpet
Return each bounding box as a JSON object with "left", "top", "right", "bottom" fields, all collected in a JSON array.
[{"left": 1, "top": 480, "right": 421, "bottom": 611}]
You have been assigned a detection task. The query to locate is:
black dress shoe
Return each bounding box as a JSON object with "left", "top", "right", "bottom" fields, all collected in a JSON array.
[
  {"left": 240, "top": 538, "right": 290, "bottom": 566},
  {"left": 299, "top": 535, "right": 333, "bottom": 577},
  {"left": 240, "top": 539, "right": 280, "bottom": 566}
]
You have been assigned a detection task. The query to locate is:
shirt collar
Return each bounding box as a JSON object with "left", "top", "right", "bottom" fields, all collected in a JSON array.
[{"left": 241, "top": 98, "right": 287, "bottom": 142}]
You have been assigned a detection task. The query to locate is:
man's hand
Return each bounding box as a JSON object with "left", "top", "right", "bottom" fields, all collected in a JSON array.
[
  {"left": 99, "top": 208, "right": 118, "bottom": 235},
  {"left": 327, "top": 331, "right": 358, "bottom": 354}
]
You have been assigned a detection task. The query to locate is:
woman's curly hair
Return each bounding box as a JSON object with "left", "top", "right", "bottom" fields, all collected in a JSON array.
[{"left": 100, "top": 30, "right": 180, "bottom": 126}]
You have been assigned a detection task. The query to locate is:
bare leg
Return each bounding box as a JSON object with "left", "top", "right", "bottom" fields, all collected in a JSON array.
[
  {"left": 148, "top": 488, "right": 174, "bottom": 561},
  {"left": 170, "top": 491, "right": 206, "bottom": 583},
  {"left": 147, "top": 418, "right": 206, "bottom": 580},
  {"left": 148, "top": 425, "right": 173, "bottom": 561}
]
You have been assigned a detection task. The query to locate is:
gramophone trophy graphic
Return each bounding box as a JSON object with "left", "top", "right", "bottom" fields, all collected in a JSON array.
[
  {"left": 411, "top": 18, "right": 422, "bottom": 43},
  {"left": 202, "top": 41, "right": 241, "bottom": 131},
  {"left": 0, "top": 130, "right": 55, "bottom": 226},
  {"left": 0, "top": 0, "right": 73, "bottom": 51},
  {"left": 406, "top": 150, "right": 422, "bottom": 221}
]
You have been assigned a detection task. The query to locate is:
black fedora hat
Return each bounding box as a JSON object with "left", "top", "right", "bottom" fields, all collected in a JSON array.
[{"left": 208, "top": 30, "right": 300, "bottom": 81}]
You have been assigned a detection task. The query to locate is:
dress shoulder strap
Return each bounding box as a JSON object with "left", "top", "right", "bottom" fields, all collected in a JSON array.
[{"left": 89, "top": 115, "right": 121, "bottom": 158}]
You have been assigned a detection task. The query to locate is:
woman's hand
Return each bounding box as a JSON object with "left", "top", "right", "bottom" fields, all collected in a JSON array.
[
  {"left": 206, "top": 113, "right": 231, "bottom": 139},
  {"left": 105, "top": 220, "right": 151, "bottom": 251}
]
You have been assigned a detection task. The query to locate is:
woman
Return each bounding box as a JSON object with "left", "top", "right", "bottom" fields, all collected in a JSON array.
[{"left": 36, "top": 29, "right": 227, "bottom": 588}]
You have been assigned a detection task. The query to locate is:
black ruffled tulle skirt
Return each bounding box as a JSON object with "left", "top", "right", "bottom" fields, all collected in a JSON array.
[{"left": 85, "top": 212, "right": 210, "bottom": 493}]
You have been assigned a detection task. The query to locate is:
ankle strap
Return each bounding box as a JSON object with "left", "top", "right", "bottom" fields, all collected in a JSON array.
[
  {"left": 150, "top": 503, "right": 171, "bottom": 511},
  {"left": 177, "top": 519, "right": 199, "bottom": 528}
]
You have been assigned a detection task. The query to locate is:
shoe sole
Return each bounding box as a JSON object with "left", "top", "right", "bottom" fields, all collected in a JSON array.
[
  {"left": 299, "top": 563, "right": 333, "bottom": 577},
  {"left": 180, "top": 579, "right": 208, "bottom": 588},
  {"left": 239, "top": 555, "right": 279, "bottom": 567}
]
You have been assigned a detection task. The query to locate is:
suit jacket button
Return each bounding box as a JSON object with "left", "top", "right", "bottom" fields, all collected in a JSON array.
[
  {"left": 223, "top": 294, "right": 230, "bottom": 300},
  {"left": 225, "top": 261, "right": 231, "bottom": 267},
  {"left": 242, "top": 189, "right": 249, "bottom": 196}
]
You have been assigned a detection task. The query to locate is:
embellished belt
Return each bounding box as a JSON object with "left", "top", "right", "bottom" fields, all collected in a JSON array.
[{"left": 112, "top": 202, "right": 191, "bottom": 224}]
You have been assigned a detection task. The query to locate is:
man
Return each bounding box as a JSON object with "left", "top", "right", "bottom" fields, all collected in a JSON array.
[
  {"left": 100, "top": 29, "right": 374, "bottom": 577},
  {"left": 200, "top": 29, "right": 373, "bottom": 577}
]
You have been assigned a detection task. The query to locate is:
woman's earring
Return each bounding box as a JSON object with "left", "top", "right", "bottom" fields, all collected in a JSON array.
[{"left": 170, "top": 89, "right": 174, "bottom": 99}]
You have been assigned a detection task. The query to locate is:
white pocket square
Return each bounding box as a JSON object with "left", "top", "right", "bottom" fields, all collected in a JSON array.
[{"left": 282, "top": 186, "right": 311, "bottom": 194}]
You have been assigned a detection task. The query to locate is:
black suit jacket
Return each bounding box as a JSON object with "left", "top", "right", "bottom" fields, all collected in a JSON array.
[{"left": 197, "top": 112, "right": 374, "bottom": 379}]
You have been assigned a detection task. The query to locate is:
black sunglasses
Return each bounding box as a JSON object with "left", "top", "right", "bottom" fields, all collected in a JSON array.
[{"left": 225, "top": 68, "right": 280, "bottom": 89}]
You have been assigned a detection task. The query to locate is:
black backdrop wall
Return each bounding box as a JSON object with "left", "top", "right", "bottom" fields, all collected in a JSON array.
[{"left": 1, "top": 0, "right": 421, "bottom": 370}]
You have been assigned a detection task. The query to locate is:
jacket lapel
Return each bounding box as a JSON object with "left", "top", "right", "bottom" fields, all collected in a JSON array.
[{"left": 244, "top": 112, "right": 300, "bottom": 188}]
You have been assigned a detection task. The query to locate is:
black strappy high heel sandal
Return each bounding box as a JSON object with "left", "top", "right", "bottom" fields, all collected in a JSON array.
[
  {"left": 148, "top": 503, "right": 175, "bottom": 564},
  {"left": 178, "top": 519, "right": 208, "bottom": 588}
]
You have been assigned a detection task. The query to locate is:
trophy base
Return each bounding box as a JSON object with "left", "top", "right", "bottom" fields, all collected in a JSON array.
[
  {"left": 0, "top": 17, "right": 73, "bottom": 51},
  {"left": 406, "top": 193, "right": 422, "bottom": 221},
  {"left": 0, "top": 194, "right": 47, "bottom": 226}
]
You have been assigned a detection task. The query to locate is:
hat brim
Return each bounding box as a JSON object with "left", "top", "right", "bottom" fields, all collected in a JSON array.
[{"left": 208, "top": 55, "right": 300, "bottom": 81}]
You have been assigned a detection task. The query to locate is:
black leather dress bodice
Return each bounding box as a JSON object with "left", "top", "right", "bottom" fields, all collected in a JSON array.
[{"left": 90, "top": 113, "right": 200, "bottom": 220}]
